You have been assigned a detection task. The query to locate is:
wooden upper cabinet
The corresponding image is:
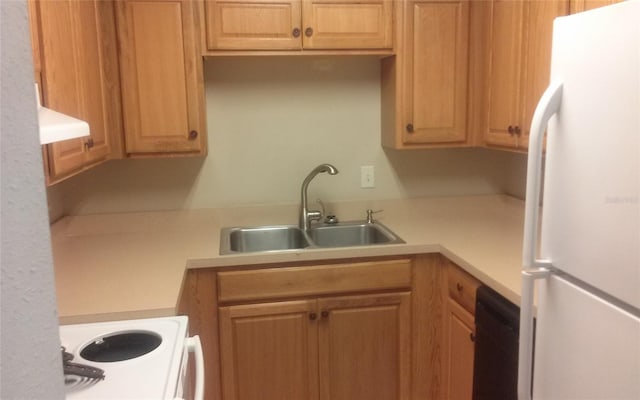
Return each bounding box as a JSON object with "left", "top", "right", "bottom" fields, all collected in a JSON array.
[
  {"left": 203, "top": 0, "right": 393, "bottom": 51},
  {"left": 301, "top": 0, "right": 393, "bottom": 49},
  {"left": 403, "top": 0, "right": 470, "bottom": 145},
  {"left": 571, "top": 0, "right": 623, "bottom": 13},
  {"left": 483, "top": 0, "right": 569, "bottom": 151},
  {"left": 382, "top": 0, "right": 471, "bottom": 149},
  {"left": 116, "top": 0, "right": 206, "bottom": 156},
  {"left": 205, "top": 0, "right": 302, "bottom": 50},
  {"left": 34, "top": 0, "right": 123, "bottom": 183}
]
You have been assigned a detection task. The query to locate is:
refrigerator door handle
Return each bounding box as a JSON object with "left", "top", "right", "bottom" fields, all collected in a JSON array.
[
  {"left": 522, "top": 80, "right": 563, "bottom": 269},
  {"left": 518, "top": 267, "right": 550, "bottom": 400},
  {"left": 519, "top": 80, "right": 563, "bottom": 400}
]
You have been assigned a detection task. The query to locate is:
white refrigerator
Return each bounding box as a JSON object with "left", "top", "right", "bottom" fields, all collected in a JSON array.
[{"left": 518, "top": 1, "right": 640, "bottom": 400}]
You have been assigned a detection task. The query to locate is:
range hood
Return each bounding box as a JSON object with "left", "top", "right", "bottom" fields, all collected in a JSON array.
[{"left": 36, "top": 84, "right": 90, "bottom": 145}]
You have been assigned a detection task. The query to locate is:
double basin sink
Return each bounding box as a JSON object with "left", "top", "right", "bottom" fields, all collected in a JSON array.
[{"left": 220, "top": 221, "right": 405, "bottom": 255}]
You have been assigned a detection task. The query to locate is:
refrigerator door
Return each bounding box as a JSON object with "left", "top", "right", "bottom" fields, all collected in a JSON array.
[
  {"left": 540, "top": 1, "right": 640, "bottom": 309},
  {"left": 533, "top": 274, "right": 640, "bottom": 399}
]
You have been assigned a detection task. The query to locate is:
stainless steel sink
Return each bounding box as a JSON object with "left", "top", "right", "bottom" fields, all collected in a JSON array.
[
  {"left": 308, "top": 221, "right": 404, "bottom": 248},
  {"left": 219, "top": 221, "right": 404, "bottom": 254},
  {"left": 220, "top": 225, "right": 310, "bottom": 254}
]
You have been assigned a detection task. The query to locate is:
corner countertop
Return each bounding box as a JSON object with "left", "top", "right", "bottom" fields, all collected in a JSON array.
[{"left": 51, "top": 194, "right": 526, "bottom": 324}]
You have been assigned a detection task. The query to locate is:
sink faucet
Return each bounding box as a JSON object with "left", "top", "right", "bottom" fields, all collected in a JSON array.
[{"left": 300, "top": 163, "right": 339, "bottom": 230}]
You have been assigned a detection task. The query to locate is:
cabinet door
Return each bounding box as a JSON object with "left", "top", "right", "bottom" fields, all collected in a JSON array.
[
  {"left": 116, "top": 0, "right": 206, "bottom": 155},
  {"left": 570, "top": 0, "right": 622, "bottom": 13},
  {"left": 37, "top": 0, "right": 122, "bottom": 182},
  {"left": 403, "top": 0, "right": 469, "bottom": 144},
  {"left": 518, "top": 0, "right": 569, "bottom": 150},
  {"left": 205, "top": 0, "right": 302, "bottom": 50},
  {"left": 317, "top": 292, "right": 411, "bottom": 400},
  {"left": 443, "top": 298, "right": 476, "bottom": 400},
  {"left": 301, "top": 0, "right": 393, "bottom": 49},
  {"left": 484, "top": 0, "right": 525, "bottom": 148},
  {"left": 219, "top": 300, "right": 319, "bottom": 400}
]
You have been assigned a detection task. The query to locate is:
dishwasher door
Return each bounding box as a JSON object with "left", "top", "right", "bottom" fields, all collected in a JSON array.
[{"left": 472, "top": 286, "right": 521, "bottom": 400}]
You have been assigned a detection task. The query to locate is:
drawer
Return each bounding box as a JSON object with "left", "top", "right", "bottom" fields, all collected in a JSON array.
[
  {"left": 447, "top": 264, "right": 481, "bottom": 314},
  {"left": 218, "top": 259, "right": 412, "bottom": 303}
]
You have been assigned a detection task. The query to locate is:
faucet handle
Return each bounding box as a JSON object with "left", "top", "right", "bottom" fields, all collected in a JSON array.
[{"left": 366, "top": 209, "right": 383, "bottom": 223}]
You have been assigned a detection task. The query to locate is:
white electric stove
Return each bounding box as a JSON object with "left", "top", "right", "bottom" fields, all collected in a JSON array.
[{"left": 59, "top": 316, "right": 203, "bottom": 400}]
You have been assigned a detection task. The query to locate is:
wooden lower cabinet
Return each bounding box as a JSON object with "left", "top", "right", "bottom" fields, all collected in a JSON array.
[
  {"left": 218, "top": 292, "right": 411, "bottom": 400},
  {"left": 219, "top": 300, "right": 319, "bottom": 400},
  {"left": 442, "top": 261, "right": 481, "bottom": 400},
  {"left": 443, "top": 299, "right": 476, "bottom": 400},
  {"left": 318, "top": 293, "right": 411, "bottom": 400}
]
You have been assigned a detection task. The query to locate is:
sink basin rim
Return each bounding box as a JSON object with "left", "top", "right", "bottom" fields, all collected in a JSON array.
[
  {"left": 219, "top": 221, "right": 404, "bottom": 255},
  {"left": 308, "top": 220, "right": 405, "bottom": 247},
  {"left": 220, "top": 225, "right": 310, "bottom": 255}
]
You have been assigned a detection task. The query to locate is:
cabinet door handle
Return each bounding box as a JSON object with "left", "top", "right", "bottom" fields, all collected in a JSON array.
[
  {"left": 189, "top": 130, "right": 198, "bottom": 140},
  {"left": 292, "top": 28, "right": 301, "bottom": 38},
  {"left": 470, "top": 332, "right": 476, "bottom": 342},
  {"left": 305, "top": 27, "right": 313, "bottom": 37},
  {"left": 309, "top": 312, "right": 317, "bottom": 321},
  {"left": 456, "top": 283, "right": 463, "bottom": 292},
  {"left": 321, "top": 310, "right": 329, "bottom": 319},
  {"left": 406, "top": 123, "right": 414, "bottom": 133},
  {"left": 84, "top": 138, "right": 94, "bottom": 149},
  {"left": 508, "top": 125, "right": 514, "bottom": 135},
  {"left": 514, "top": 125, "right": 521, "bottom": 135}
]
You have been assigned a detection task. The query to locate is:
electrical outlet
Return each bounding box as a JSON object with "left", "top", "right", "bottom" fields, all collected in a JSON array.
[{"left": 361, "top": 166, "right": 375, "bottom": 188}]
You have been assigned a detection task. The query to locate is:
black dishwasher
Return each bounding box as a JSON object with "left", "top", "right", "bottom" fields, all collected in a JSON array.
[{"left": 472, "top": 285, "right": 521, "bottom": 400}]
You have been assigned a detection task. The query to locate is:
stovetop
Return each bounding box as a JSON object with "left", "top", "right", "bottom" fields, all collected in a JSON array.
[{"left": 59, "top": 316, "right": 188, "bottom": 399}]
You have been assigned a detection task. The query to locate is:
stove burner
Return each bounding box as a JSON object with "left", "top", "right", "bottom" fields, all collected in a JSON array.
[
  {"left": 80, "top": 331, "right": 162, "bottom": 362},
  {"left": 61, "top": 347, "right": 105, "bottom": 382}
]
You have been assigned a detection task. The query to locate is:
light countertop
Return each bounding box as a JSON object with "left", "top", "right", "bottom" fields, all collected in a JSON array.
[{"left": 51, "top": 194, "right": 526, "bottom": 324}]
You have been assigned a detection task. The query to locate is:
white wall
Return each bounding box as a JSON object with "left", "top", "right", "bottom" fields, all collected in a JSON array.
[
  {"left": 48, "top": 56, "right": 527, "bottom": 216},
  {"left": 0, "top": 1, "right": 65, "bottom": 398}
]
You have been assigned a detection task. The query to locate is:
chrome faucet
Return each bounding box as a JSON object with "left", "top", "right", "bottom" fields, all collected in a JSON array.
[{"left": 300, "top": 163, "right": 339, "bottom": 231}]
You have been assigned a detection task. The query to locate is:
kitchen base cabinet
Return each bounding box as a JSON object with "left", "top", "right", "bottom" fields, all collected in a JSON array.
[
  {"left": 442, "top": 260, "right": 481, "bottom": 400},
  {"left": 318, "top": 293, "right": 411, "bottom": 400},
  {"left": 219, "top": 300, "right": 319, "bottom": 400},
  {"left": 219, "top": 292, "right": 410, "bottom": 400},
  {"left": 179, "top": 257, "right": 415, "bottom": 400}
]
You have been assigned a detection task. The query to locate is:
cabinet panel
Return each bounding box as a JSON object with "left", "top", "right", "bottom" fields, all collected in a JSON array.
[
  {"left": 205, "top": 0, "right": 302, "bottom": 50},
  {"left": 219, "top": 300, "right": 319, "bottom": 400},
  {"left": 117, "top": 0, "right": 205, "bottom": 155},
  {"left": 217, "top": 259, "right": 412, "bottom": 303},
  {"left": 484, "top": 0, "right": 524, "bottom": 148},
  {"left": 443, "top": 298, "right": 476, "bottom": 400},
  {"left": 571, "top": 0, "right": 622, "bottom": 12},
  {"left": 404, "top": 0, "right": 469, "bottom": 144},
  {"left": 317, "top": 292, "right": 411, "bottom": 400},
  {"left": 37, "top": 0, "right": 121, "bottom": 182},
  {"left": 302, "top": 0, "right": 393, "bottom": 49},
  {"left": 519, "top": 0, "right": 569, "bottom": 149}
]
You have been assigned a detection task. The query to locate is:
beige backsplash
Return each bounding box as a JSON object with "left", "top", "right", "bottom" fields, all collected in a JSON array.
[{"left": 47, "top": 57, "right": 527, "bottom": 220}]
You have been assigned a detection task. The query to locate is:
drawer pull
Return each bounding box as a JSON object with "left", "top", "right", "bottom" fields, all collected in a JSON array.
[
  {"left": 321, "top": 310, "right": 329, "bottom": 319},
  {"left": 309, "top": 312, "right": 317, "bottom": 321},
  {"left": 470, "top": 332, "right": 476, "bottom": 342},
  {"left": 456, "top": 283, "right": 463, "bottom": 292}
]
